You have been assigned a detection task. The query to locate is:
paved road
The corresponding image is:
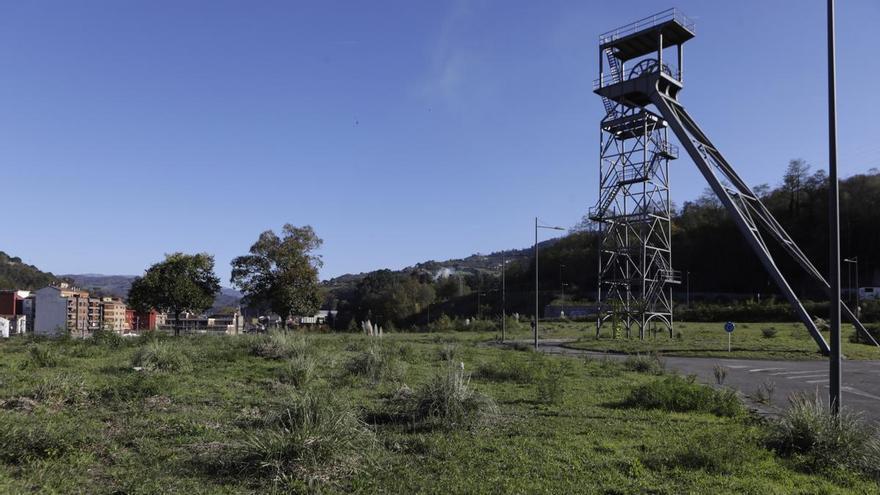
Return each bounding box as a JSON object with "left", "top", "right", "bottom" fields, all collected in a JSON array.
[{"left": 498, "top": 339, "right": 880, "bottom": 422}]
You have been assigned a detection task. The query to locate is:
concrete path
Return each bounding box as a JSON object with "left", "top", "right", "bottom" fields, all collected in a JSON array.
[{"left": 499, "top": 339, "right": 880, "bottom": 423}]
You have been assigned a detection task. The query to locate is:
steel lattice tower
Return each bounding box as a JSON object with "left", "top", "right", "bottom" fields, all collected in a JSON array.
[
  {"left": 590, "top": 8, "right": 878, "bottom": 351},
  {"left": 590, "top": 11, "right": 685, "bottom": 339}
]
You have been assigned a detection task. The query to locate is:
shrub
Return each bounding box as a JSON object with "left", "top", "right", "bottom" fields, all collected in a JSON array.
[
  {"left": 402, "top": 365, "right": 498, "bottom": 430},
  {"left": 31, "top": 373, "right": 88, "bottom": 408},
  {"left": 23, "top": 345, "right": 58, "bottom": 368},
  {"left": 535, "top": 360, "right": 568, "bottom": 405},
  {"left": 279, "top": 355, "right": 317, "bottom": 389},
  {"left": 623, "top": 353, "right": 665, "bottom": 375},
  {"left": 624, "top": 375, "right": 743, "bottom": 417},
  {"left": 251, "top": 331, "right": 310, "bottom": 360},
  {"left": 850, "top": 324, "right": 880, "bottom": 345},
  {"left": 755, "top": 380, "right": 776, "bottom": 405},
  {"left": 235, "top": 391, "right": 377, "bottom": 488},
  {"left": 767, "top": 393, "right": 880, "bottom": 478},
  {"left": 761, "top": 327, "right": 778, "bottom": 339},
  {"left": 475, "top": 354, "right": 535, "bottom": 383},
  {"left": 468, "top": 319, "right": 497, "bottom": 333},
  {"left": 91, "top": 329, "right": 124, "bottom": 348},
  {"left": 132, "top": 340, "right": 192, "bottom": 372},
  {"left": 429, "top": 314, "right": 455, "bottom": 332},
  {"left": 344, "top": 344, "right": 403, "bottom": 383},
  {"left": 437, "top": 343, "right": 458, "bottom": 362}
]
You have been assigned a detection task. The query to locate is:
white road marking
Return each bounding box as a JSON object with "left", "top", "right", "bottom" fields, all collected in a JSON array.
[
  {"left": 787, "top": 374, "right": 828, "bottom": 380},
  {"left": 748, "top": 368, "right": 785, "bottom": 373},
  {"left": 769, "top": 370, "right": 824, "bottom": 376},
  {"left": 726, "top": 365, "right": 749, "bottom": 369},
  {"left": 841, "top": 386, "right": 880, "bottom": 401},
  {"left": 805, "top": 379, "right": 829, "bottom": 384}
]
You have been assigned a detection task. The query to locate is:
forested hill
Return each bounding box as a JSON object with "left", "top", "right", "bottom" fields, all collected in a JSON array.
[
  {"left": 0, "top": 251, "right": 57, "bottom": 290},
  {"left": 326, "top": 163, "right": 880, "bottom": 328}
]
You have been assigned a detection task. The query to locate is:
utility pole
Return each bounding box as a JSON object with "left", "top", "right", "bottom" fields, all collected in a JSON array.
[
  {"left": 535, "top": 218, "right": 565, "bottom": 350},
  {"left": 827, "top": 0, "right": 842, "bottom": 415},
  {"left": 560, "top": 264, "right": 566, "bottom": 318},
  {"left": 501, "top": 252, "right": 506, "bottom": 342},
  {"left": 686, "top": 271, "right": 690, "bottom": 306}
]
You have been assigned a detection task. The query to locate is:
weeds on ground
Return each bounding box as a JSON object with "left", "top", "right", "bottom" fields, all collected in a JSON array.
[
  {"left": 713, "top": 364, "right": 728, "bottom": 386},
  {"left": 397, "top": 364, "right": 497, "bottom": 430},
  {"left": 755, "top": 380, "right": 776, "bottom": 405},
  {"left": 622, "top": 353, "right": 665, "bottom": 375},
  {"left": 31, "top": 373, "right": 88, "bottom": 408},
  {"left": 22, "top": 345, "right": 59, "bottom": 369},
  {"left": 762, "top": 327, "right": 778, "bottom": 339},
  {"left": 279, "top": 355, "right": 317, "bottom": 388},
  {"left": 132, "top": 340, "right": 192, "bottom": 372},
  {"left": 250, "top": 331, "right": 310, "bottom": 360},
  {"left": 535, "top": 360, "right": 568, "bottom": 405},
  {"left": 345, "top": 343, "right": 404, "bottom": 384},
  {"left": 767, "top": 392, "right": 880, "bottom": 479},
  {"left": 474, "top": 354, "right": 535, "bottom": 383},
  {"left": 624, "top": 375, "right": 743, "bottom": 417},
  {"left": 233, "top": 391, "right": 378, "bottom": 489},
  {"left": 0, "top": 412, "right": 93, "bottom": 464},
  {"left": 643, "top": 429, "right": 766, "bottom": 475}
]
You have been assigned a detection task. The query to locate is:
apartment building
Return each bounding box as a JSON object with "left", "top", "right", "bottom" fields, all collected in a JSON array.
[
  {"left": 34, "top": 284, "right": 90, "bottom": 337},
  {"left": 101, "top": 297, "right": 127, "bottom": 331}
]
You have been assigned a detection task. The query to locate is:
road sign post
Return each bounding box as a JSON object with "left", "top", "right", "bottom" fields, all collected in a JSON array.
[{"left": 725, "top": 321, "right": 736, "bottom": 353}]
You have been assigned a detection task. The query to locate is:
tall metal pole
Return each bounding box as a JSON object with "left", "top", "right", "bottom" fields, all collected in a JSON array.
[
  {"left": 501, "top": 252, "right": 506, "bottom": 342},
  {"left": 827, "top": 0, "right": 842, "bottom": 415},
  {"left": 560, "top": 264, "right": 565, "bottom": 317},
  {"left": 686, "top": 271, "right": 690, "bottom": 306},
  {"left": 534, "top": 217, "right": 539, "bottom": 350}
]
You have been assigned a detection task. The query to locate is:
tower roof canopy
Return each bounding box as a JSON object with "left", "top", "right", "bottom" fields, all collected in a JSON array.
[{"left": 600, "top": 8, "right": 694, "bottom": 61}]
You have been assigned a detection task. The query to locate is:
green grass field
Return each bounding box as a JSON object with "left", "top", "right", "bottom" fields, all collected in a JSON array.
[
  {"left": 498, "top": 320, "right": 880, "bottom": 360},
  {"left": 0, "top": 331, "right": 877, "bottom": 493}
]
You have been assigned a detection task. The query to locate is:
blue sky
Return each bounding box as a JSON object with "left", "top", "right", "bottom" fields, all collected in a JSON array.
[{"left": 1, "top": 1, "right": 878, "bottom": 281}]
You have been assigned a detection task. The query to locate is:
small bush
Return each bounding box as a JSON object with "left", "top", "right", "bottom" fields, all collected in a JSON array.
[
  {"left": 767, "top": 393, "right": 880, "bottom": 478},
  {"left": 475, "top": 354, "right": 535, "bottom": 383},
  {"left": 623, "top": 354, "right": 665, "bottom": 375},
  {"left": 429, "top": 314, "right": 455, "bottom": 332},
  {"left": 624, "top": 375, "right": 743, "bottom": 417},
  {"left": 437, "top": 343, "right": 458, "bottom": 362},
  {"left": 279, "top": 355, "right": 317, "bottom": 388},
  {"left": 235, "top": 391, "right": 377, "bottom": 488},
  {"left": 132, "top": 340, "right": 192, "bottom": 372},
  {"left": 755, "top": 380, "right": 776, "bottom": 405},
  {"left": 761, "top": 327, "right": 778, "bottom": 339},
  {"left": 535, "top": 360, "right": 568, "bottom": 405},
  {"left": 850, "top": 324, "right": 880, "bottom": 345},
  {"left": 31, "top": 373, "right": 88, "bottom": 408},
  {"left": 23, "top": 345, "right": 58, "bottom": 369},
  {"left": 251, "top": 331, "right": 310, "bottom": 360},
  {"left": 401, "top": 365, "right": 498, "bottom": 430},
  {"left": 92, "top": 329, "right": 124, "bottom": 348},
  {"left": 344, "top": 344, "right": 403, "bottom": 383}
]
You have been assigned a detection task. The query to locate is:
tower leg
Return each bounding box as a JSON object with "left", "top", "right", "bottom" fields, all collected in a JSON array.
[{"left": 651, "top": 93, "right": 830, "bottom": 355}]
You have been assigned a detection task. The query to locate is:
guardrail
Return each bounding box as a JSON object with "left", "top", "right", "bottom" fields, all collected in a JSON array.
[{"left": 599, "top": 8, "right": 695, "bottom": 44}]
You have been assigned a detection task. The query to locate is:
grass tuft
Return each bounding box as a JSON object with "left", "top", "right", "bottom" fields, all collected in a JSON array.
[
  {"left": 132, "top": 340, "right": 192, "bottom": 372},
  {"left": 767, "top": 393, "right": 880, "bottom": 478},
  {"left": 622, "top": 353, "right": 665, "bottom": 374},
  {"left": 279, "top": 355, "right": 317, "bottom": 389},
  {"left": 344, "top": 344, "right": 404, "bottom": 383},
  {"left": 250, "top": 331, "right": 310, "bottom": 360},
  {"left": 234, "top": 391, "right": 378, "bottom": 488},
  {"left": 401, "top": 365, "right": 498, "bottom": 430},
  {"left": 624, "top": 375, "right": 743, "bottom": 417}
]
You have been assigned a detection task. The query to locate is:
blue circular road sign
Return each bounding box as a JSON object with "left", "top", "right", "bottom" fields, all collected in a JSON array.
[{"left": 724, "top": 321, "right": 736, "bottom": 333}]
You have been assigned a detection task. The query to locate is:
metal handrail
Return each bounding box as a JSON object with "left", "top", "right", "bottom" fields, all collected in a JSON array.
[{"left": 599, "top": 8, "right": 695, "bottom": 44}]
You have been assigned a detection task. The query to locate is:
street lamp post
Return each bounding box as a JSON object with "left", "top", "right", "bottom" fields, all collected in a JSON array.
[
  {"left": 501, "top": 252, "right": 506, "bottom": 342},
  {"left": 828, "top": 0, "right": 842, "bottom": 415},
  {"left": 535, "top": 218, "right": 566, "bottom": 350},
  {"left": 560, "top": 264, "right": 566, "bottom": 318},
  {"left": 686, "top": 271, "right": 690, "bottom": 307}
]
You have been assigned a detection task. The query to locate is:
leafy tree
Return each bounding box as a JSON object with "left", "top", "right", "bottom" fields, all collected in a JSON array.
[
  {"left": 231, "top": 224, "right": 323, "bottom": 326},
  {"left": 128, "top": 253, "right": 221, "bottom": 336},
  {"left": 782, "top": 159, "right": 811, "bottom": 215}
]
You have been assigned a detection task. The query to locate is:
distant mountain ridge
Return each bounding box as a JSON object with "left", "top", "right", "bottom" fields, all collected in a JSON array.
[
  {"left": 63, "top": 273, "right": 243, "bottom": 312},
  {"left": 0, "top": 251, "right": 58, "bottom": 290},
  {"left": 322, "top": 238, "right": 560, "bottom": 291}
]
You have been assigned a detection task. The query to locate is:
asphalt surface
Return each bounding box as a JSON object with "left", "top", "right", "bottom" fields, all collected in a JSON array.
[{"left": 500, "top": 339, "right": 880, "bottom": 423}]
